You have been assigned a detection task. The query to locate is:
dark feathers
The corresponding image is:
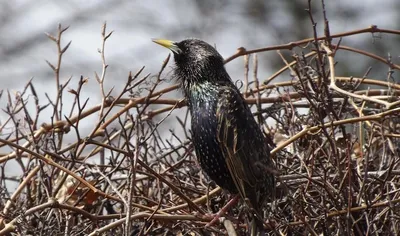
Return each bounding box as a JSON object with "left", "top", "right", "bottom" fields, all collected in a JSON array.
[{"left": 156, "top": 38, "right": 275, "bottom": 212}]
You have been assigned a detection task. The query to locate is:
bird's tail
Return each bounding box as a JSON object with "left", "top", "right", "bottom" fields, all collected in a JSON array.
[{"left": 249, "top": 213, "right": 265, "bottom": 236}]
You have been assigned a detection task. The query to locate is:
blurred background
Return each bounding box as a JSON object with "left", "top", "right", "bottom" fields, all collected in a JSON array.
[
  {"left": 1, "top": 0, "right": 400, "bottom": 182},
  {"left": 1, "top": 0, "right": 399, "bottom": 92}
]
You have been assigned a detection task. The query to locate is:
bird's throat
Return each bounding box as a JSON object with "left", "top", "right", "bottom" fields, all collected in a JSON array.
[{"left": 184, "top": 81, "right": 219, "bottom": 111}]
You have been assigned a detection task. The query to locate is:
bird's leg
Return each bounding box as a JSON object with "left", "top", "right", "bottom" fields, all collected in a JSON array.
[{"left": 205, "top": 194, "right": 240, "bottom": 227}]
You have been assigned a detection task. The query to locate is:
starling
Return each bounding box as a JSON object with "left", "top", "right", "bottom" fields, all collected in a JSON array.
[{"left": 153, "top": 38, "right": 275, "bottom": 232}]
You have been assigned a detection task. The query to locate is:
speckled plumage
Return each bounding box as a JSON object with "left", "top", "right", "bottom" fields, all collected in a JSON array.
[{"left": 155, "top": 39, "right": 275, "bottom": 212}]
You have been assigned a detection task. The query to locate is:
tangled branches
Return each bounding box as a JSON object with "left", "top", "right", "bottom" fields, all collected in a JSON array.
[{"left": 1, "top": 8, "right": 400, "bottom": 236}]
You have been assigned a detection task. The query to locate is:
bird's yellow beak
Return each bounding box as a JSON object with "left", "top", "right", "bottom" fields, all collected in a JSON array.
[{"left": 152, "top": 39, "right": 182, "bottom": 54}]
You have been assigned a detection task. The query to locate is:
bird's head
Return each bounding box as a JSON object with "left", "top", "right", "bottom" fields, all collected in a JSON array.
[{"left": 152, "top": 38, "right": 228, "bottom": 86}]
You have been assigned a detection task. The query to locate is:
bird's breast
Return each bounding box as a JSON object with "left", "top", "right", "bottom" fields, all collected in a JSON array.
[
  {"left": 188, "top": 96, "right": 237, "bottom": 192},
  {"left": 190, "top": 98, "right": 218, "bottom": 144}
]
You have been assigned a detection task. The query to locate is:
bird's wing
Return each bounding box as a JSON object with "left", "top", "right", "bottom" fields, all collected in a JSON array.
[{"left": 216, "top": 86, "right": 263, "bottom": 207}]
